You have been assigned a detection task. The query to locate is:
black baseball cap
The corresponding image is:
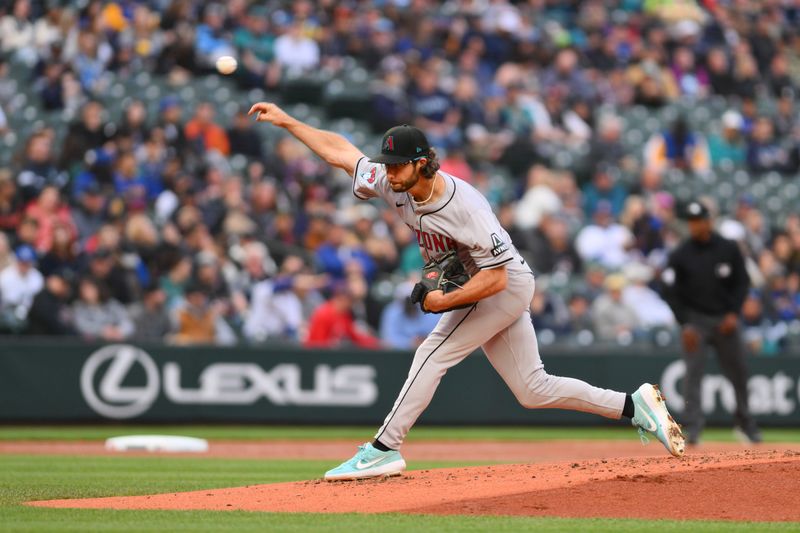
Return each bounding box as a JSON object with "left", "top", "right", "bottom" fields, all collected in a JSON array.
[
  {"left": 369, "top": 124, "right": 431, "bottom": 165},
  {"left": 683, "top": 201, "right": 710, "bottom": 220}
]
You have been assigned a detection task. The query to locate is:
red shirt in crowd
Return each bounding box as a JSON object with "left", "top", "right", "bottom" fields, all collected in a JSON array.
[{"left": 304, "top": 300, "right": 380, "bottom": 349}]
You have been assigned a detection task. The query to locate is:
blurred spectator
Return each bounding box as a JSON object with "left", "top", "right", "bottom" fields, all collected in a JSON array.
[
  {"left": 184, "top": 101, "right": 230, "bottom": 156},
  {"left": 528, "top": 214, "right": 582, "bottom": 276},
  {"left": 740, "top": 290, "right": 784, "bottom": 356},
  {"left": 0, "top": 170, "right": 23, "bottom": 238},
  {"left": 243, "top": 271, "right": 304, "bottom": 343},
  {"left": 379, "top": 282, "right": 440, "bottom": 349},
  {"left": 0, "top": 233, "right": 12, "bottom": 272},
  {"left": 170, "top": 280, "right": 236, "bottom": 345},
  {"left": 0, "top": 0, "right": 35, "bottom": 61},
  {"left": 541, "top": 48, "right": 594, "bottom": 102},
  {"left": 315, "top": 223, "right": 376, "bottom": 282},
  {"left": 0, "top": 244, "right": 43, "bottom": 330},
  {"left": 706, "top": 47, "right": 736, "bottom": 97},
  {"left": 732, "top": 53, "right": 759, "bottom": 100},
  {"left": 117, "top": 99, "right": 150, "bottom": 148},
  {"left": 156, "top": 96, "right": 188, "bottom": 153},
  {"left": 621, "top": 262, "right": 675, "bottom": 329},
  {"left": 113, "top": 151, "right": 148, "bottom": 211},
  {"left": 768, "top": 53, "right": 796, "bottom": 99},
  {"left": 227, "top": 109, "right": 263, "bottom": 159},
  {"left": 16, "top": 130, "right": 69, "bottom": 203},
  {"left": 26, "top": 269, "right": 74, "bottom": 336},
  {"left": 628, "top": 50, "right": 677, "bottom": 108},
  {"left": 274, "top": 20, "right": 320, "bottom": 73},
  {"left": 130, "top": 284, "right": 171, "bottom": 343},
  {"left": 586, "top": 114, "right": 630, "bottom": 176},
  {"left": 72, "top": 183, "right": 106, "bottom": 244},
  {"left": 59, "top": 101, "right": 113, "bottom": 172},
  {"left": 370, "top": 66, "right": 411, "bottom": 133},
  {"left": 575, "top": 201, "right": 633, "bottom": 270},
  {"left": 160, "top": 255, "right": 193, "bottom": 309},
  {"left": 305, "top": 282, "right": 379, "bottom": 348},
  {"left": 512, "top": 165, "right": 562, "bottom": 230},
  {"left": 591, "top": 273, "right": 640, "bottom": 341},
  {"left": 530, "top": 283, "right": 570, "bottom": 333},
  {"left": 644, "top": 116, "right": 710, "bottom": 174},
  {"left": 15, "top": 215, "right": 38, "bottom": 250},
  {"left": 82, "top": 247, "right": 136, "bottom": 305},
  {"left": 72, "top": 276, "right": 133, "bottom": 341},
  {"left": 670, "top": 46, "right": 708, "bottom": 98},
  {"left": 708, "top": 111, "right": 746, "bottom": 167},
  {"left": 24, "top": 186, "right": 76, "bottom": 254},
  {"left": 565, "top": 292, "right": 594, "bottom": 334},
  {"left": 773, "top": 94, "right": 797, "bottom": 139},
  {"left": 409, "top": 68, "right": 460, "bottom": 149},
  {"left": 72, "top": 29, "right": 112, "bottom": 95},
  {"left": 195, "top": 4, "right": 236, "bottom": 68},
  {"left": 233, "top": 6, "right": 276, "bottom": 85},
  {"left": 582, "top": 164, "right": 627, "bottom": 218},
  {"left": 38, "top": 221, "right": 78, "bottom": 278},
  {"left": 747, "top": 116, "right": 792, "bottom": 174}
]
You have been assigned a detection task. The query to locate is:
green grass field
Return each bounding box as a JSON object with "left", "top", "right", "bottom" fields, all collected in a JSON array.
[{"left": 1, "top": 426, "right": 798, "bottom": 532}]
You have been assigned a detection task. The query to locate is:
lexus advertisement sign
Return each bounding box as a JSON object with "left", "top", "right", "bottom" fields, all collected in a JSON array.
[{"left": 2, "top": 342, "right": 800, "bottom": 425}]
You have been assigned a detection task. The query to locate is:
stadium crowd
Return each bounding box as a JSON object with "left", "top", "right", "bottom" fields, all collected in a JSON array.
[{"left": 0, "top": 0, "right": 798, "bottom": 354}]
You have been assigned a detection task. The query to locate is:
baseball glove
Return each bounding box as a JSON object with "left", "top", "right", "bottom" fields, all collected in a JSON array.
[{"left": 410, "top": 251, "right": 472, "bottom": 313}]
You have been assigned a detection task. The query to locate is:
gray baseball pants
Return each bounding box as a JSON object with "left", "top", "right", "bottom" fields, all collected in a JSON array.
[{"left": 374, "top": 273, "right": 626, "bottom": 449}]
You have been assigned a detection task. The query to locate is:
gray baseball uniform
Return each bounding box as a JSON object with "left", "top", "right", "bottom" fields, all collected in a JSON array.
[{"left": 353, "top": 157, "right": 625, "bottom": 449}]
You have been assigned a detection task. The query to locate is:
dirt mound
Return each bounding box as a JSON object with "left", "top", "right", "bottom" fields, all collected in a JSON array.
[{"left": 29, "top": 450, "right": 800, "bottom": 522}]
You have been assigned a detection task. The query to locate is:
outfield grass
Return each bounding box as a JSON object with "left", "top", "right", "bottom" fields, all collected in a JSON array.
[
  {"left": 2, "top": 425, "right": 800, "bottom": 443},
  {"left": 1, "top": 427, "right": 798, "bottom": 532},
  {"left": 0, "top": 454, "right": 797, "bottom": 533}
]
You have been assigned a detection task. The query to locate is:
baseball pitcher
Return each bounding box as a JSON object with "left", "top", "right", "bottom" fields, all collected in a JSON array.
[{"left": 248, "top": 102, "right": 686, "bottom": 480}]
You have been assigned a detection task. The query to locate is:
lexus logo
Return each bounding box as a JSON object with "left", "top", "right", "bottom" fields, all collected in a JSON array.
[{"left": 80, "top": 345, "right": 160, "bottom": 419}]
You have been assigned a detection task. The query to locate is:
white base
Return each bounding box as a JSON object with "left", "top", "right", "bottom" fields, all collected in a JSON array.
[
  {"left": 105, "top": 435, "right": 209, "bottom": 453},
  {"left": 324, "top": 459, "right": 407, "bottom": 481}
]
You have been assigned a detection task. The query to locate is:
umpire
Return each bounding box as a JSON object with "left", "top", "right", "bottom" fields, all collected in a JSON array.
[{"left": 661, "top": 200, "right": 761, "bottom": 445}]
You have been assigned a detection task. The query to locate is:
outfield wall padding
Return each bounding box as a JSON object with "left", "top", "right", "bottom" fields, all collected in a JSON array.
[{"left": 1, "top": 341, "right": 799, "bottom": 425}]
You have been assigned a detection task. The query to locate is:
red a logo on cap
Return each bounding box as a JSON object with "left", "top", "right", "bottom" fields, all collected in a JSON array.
[{"left": 383, "top": 136, "right": 394, "bottom": 151}]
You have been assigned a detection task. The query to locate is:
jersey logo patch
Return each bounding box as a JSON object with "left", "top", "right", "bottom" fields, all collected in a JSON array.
[
  {"left": 490, "top": 233, "right": 508, "bottom": 257},
  {"left": 360, "top": 167, "right": 377, "bottom": 184}
]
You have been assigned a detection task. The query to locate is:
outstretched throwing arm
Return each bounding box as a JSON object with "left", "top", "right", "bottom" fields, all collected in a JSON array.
[{"left": 248, "top": 102, "right": 365, "bottom": 176}]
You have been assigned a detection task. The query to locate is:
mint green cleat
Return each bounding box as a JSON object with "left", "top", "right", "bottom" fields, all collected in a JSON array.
[
  {"left": 631, "top": 383, "right": 686, "bottom": 457},
  {"left": 324, "top": 442, "right": 407, "bottom": 481}
]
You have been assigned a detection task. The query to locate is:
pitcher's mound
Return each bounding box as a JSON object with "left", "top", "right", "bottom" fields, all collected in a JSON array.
[{"left": 29, "top": 450, "right": 800, "bottom": 522}]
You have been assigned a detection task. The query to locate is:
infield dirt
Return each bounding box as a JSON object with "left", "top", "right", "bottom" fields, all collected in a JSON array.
[{"left": 19, "top": 441, "right": 800, "bottom": 522}]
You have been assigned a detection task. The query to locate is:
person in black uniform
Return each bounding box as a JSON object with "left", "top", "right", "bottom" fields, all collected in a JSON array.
[{"left": 661, "top": 200, "right": 761, "bottom": 444}]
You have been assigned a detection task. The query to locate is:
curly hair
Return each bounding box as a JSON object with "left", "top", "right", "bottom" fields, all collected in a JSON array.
[{"left": 418, "top": 148, "right": 440, "bottom": 179}]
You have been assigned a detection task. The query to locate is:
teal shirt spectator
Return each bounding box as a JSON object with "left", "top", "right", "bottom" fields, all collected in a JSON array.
[
  {"left": 708, "top": 134, "right": 746, "bottom": 167},
  {"left": 233, "top": 26, "right": 275, "bottom": 63},
  {"left": 709, "top": 111, "right": 746, "bottom": 167}
]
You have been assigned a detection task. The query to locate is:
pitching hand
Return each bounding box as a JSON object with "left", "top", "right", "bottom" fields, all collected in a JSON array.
[
  {"left": 421, "top": 289, "right": 446, "bottom": 313},
  {"left": 248, "top": 102, "right": 292, "bottom": 128}
]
